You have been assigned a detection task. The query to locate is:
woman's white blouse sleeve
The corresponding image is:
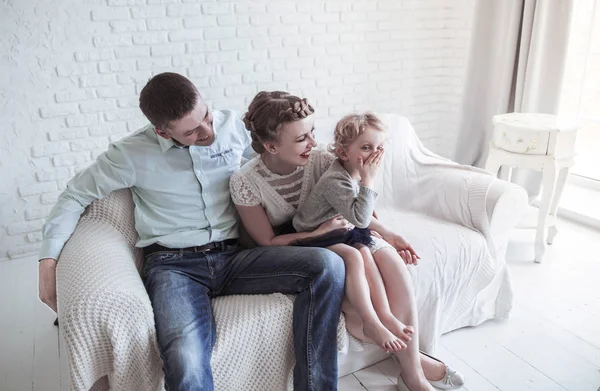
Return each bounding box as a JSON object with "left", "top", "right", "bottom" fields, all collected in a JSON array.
[{"left": 230, "top": 171, "right": 261, "bottom": 206}]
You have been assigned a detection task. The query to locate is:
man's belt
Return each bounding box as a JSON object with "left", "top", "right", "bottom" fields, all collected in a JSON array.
[{"left": 143, "top": 239, "right": 238, "bottom": 257}]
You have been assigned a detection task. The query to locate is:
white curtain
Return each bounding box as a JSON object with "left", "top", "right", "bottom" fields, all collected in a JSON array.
[{"left": 454, "top": 0, "right": 574, "bottom": 196}]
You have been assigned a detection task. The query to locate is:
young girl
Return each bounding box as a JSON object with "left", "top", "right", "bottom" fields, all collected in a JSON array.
[{"left": 292, "top": 113, "right": 416, "bottom": 353}]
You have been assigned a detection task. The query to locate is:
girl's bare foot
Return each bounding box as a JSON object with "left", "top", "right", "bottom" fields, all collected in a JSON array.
[
  {"left": 380, "top": 313, "right": 414, "bottom": 344},
  {"left": 363, "top": 320, "right": 407, "bottom": 352}
]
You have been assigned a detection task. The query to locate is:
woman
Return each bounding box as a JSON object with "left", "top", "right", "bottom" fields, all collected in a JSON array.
[{"left": 229, "top": 91, "right": 464, "bottom": 391}]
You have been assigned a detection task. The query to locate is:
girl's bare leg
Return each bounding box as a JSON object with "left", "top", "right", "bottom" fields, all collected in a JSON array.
[
  {"left": 356, "top": 245, "right": 414, "bottom": 344},
  {"left": 373, "top": 247, "right": 435, "bottom": 390},
  {"left": 328, "top": 244, "right": 404, "bottom": 352}
]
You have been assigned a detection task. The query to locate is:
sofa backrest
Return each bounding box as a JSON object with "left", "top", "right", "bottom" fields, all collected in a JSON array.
[{"left": 78, "top": 114, "right": 436, "bottom": 246}]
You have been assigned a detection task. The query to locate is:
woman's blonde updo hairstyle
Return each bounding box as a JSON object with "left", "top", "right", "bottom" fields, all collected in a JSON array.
[
  {"left": 243, "top": 91, "right": 314, "bottom": 154},
  {"left": 329, "top": 112, "right": 386, "bottom": 156}
]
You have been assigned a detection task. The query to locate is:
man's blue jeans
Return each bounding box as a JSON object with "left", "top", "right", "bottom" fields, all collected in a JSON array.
[{"left": 143, "top": 244, "right": 346, "bottom": 391}]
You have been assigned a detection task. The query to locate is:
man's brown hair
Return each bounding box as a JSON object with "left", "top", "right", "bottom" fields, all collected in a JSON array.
[{"left": 139, "top": 72, "right": 199, "bottom": 130}]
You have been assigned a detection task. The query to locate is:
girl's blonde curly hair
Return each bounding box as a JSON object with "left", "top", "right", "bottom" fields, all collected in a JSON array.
[
  {"left": 329, "top": 112, "right": 386, "bottom": 156},
  {"left": 243, "top": 91, "right": 314, "bottom": 154}
]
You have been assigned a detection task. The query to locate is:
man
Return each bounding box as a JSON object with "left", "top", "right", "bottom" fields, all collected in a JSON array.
[{"left": 38, "top": 72, "right": 346, "bottom": 390}]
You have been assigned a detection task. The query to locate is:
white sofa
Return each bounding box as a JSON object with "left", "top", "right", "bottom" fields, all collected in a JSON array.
[{"left": 56, "top": 114, "right": 528, "bottom": 390}]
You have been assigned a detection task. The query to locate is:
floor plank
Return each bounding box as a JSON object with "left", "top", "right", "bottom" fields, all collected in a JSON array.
[
  {"left": 513, "top": 276, "right": 600, "bottom": 351},
  {"left": 507, "top": 225, "right": 600, "bottom": 352},
  {"left": 371, "top": 350, "right": 496, "bottom": 391},
  {"left": 532, "top": 307, "right": 600, "bottom": 369},
  {"left": 0, "top": 258, "right": 36, "bottom": 391},
  {"left": 58, "top": 330, "right": 72, "bottom": 391},
  {"left": 373, "top": 357, "right": 400, "bottom": 384},
  {"left": 33, "top": 299, "right": 61, "bottom": 391},
  {"left": 444, "top": 305, "right": 600, "bottom": 390},
  {"left": 352, "top": 364, "right": 396, "bottom": 390},
  {"left": 442, "top": 326, "right": 568, "bottom": 390},
  {"left": 434, "top": 344, "right": 497, "bottom": 391},
  {"left": 508, "top": 220, "right": 600, "bottom": 320},
  {"left": 338, "top": 374, "right": 367, "bottom": 390}
]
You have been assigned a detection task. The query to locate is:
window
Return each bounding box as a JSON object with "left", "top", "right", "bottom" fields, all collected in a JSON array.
[{"left": 560, "top": 0, "right": 600, "bottom": 182}]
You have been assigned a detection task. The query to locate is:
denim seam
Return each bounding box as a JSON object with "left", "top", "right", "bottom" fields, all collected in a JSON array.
[
  {"left": 207, "top": 253, "right": 216, "bottom": 290},
  {"left": 155, "top": 323, "right": 172, "bottom": 391},
  {"left": 307, "top": 281, "right": 314, "bottom": 391},
  {"left": 161, "top": 358, "right": 171, "bottom": 391},
  {"left": 208, "top": 294, "right": 214, "bottom": 364},
  {"left": 237, "top": 272, "right": 311, "bottom": 279}
]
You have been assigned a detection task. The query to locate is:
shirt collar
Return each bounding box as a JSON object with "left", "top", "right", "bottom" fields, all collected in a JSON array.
[{"left": 157, "top": 135, "right": 180, "bottom": 153}]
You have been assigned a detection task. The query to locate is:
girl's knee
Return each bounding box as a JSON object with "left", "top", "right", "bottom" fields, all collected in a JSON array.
[
  {"left": 357, "top": 245, "right": 374, "bottom": 260},
  {"left": 341, "top": 247, "right": 365, "bottom": 267}
]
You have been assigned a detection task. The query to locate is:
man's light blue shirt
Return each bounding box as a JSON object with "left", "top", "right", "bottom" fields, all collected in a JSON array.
[{"left": 40, "top": 110, "right": 252, "bottom": 260}]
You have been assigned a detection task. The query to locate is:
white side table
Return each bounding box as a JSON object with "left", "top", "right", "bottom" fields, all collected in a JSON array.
[{"left": 484, "top": 113, "right": 578, "bottom": 263}]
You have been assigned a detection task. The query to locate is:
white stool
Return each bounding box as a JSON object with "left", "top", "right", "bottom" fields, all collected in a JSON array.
[{"left": 484, "top": 113, "right": 578, "bottom": 263}]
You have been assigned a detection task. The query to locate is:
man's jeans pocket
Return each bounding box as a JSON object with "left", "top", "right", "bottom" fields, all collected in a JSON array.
[{"left": 143, "top": 251, "right": 182, "bottom": 275}]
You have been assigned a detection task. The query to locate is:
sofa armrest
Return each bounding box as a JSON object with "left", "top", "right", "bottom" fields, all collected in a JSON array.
[
  {"left": 486, "top": 179, "right": 529, "bottom": 257},
  {"left": 374, "top": 113, "right": 519, "bottom": 238},
  {"left": 402, "top": 166, "right": 493, "bottom": 231},
  {"left": 413, "top": 168, "right": 527, "bottom": 248},
  {"left": 56, "top": 220, "right": 162, "bottom": 391},
  {"left": 416, "top": 169, "right": 527, "bottom": 252}
]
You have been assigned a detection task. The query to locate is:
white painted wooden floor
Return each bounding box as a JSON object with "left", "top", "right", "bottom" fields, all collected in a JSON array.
[{"left": 2, "top": 213, "right": 600, "bottom": 391}]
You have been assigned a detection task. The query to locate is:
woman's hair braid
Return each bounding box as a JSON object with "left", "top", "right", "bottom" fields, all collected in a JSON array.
[{"left": 243, "top": 91, "right": 314, "bottom": 154}]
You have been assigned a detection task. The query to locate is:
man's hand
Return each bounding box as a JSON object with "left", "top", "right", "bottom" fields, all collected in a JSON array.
[
  {"left": 383, "top": 232, "right": 420, "bottom": 265},
  {"left": 38, "top": 258, "right": 58, "bottom": 313}
]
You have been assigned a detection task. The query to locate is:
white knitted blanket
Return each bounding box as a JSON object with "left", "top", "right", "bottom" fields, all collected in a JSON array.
[
  {"left": 56, "top": 114, "right": 526, "bottom": 391},
  {"left": 57, "top": 189, "right": 351, "bottom": 391}
]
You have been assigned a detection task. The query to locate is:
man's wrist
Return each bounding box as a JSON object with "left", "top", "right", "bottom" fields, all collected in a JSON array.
[{"left": 39, "top": 239, "right": 65, "bottom": 262}]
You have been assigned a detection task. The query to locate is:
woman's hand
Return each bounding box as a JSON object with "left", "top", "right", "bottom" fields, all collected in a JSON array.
[
  {"left": 358, "top": 149, "right": 383, "bottom": 187},
  {"left": 315, "top": 215, "right": 351, "bottom": 236},
  {"left": 383, "top": 232, "right": 420, "bottom": 265}
]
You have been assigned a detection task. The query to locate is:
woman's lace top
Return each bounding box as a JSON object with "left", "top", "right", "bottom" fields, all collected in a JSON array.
[
  {"left": 233, "top": 159, "right": 305, "bottom": 208},
  {"left": 230, "top": 150, "right": 335, "bottom": 212}
]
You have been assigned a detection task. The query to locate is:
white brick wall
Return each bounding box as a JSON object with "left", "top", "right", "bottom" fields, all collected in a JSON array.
[{"left": 0, "top": 0, "right": 475, "bottom": 261}]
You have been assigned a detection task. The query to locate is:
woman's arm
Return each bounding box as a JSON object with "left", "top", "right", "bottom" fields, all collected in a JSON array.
[
  {"left": 236, "top": 204, "right": 347, "bottom": 246},
  {"left": 369, "top": 216, "right": 420, "bottom": 264},
  {"left": 368, "top": 216, "right": 391, "bottom": 237}
]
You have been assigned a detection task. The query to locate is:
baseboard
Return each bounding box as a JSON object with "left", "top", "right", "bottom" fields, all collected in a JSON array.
[
  {"left": 530, "top": 199, "right": 600, "bottom": 231},
  {"left": 556, "top": 207, "right": 600, "bottom": 231}
]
